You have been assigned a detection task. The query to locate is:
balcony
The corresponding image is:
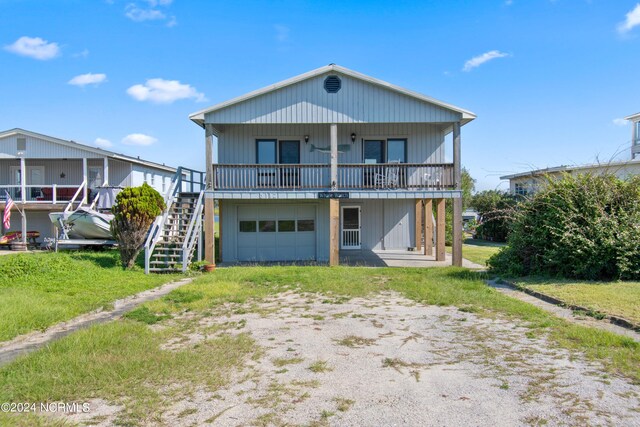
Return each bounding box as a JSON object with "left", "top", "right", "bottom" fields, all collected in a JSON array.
[
  {"left": 0, "top": 184, "right": 89, "bottom": 204},
  {"left": 212, "top": 163, "right": 454, "bottom": 191}
]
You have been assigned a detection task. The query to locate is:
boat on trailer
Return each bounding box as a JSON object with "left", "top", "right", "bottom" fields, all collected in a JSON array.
[{"left": 49, "top": 185, "right": 121, "bottom": 249}]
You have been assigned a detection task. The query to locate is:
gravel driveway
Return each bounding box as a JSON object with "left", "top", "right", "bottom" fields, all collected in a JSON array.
[{"left": 63, "top": 291, "right": 640, "bottom": 426}]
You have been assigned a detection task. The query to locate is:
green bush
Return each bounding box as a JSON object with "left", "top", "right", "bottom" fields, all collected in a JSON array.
[
  {"left": 489, "top": 174, "right": 640, "bottom": 280},
  {"left": 111, "top": 183, "right": 165, "bottom": 269},
  {"left": 471, "top": 190, "right": 517, "bottom": 242}
]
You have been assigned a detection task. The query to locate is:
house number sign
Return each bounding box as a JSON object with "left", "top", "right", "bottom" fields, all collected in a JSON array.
[{"left": 317, "top": 192, "right": 349, "bottom": 199}]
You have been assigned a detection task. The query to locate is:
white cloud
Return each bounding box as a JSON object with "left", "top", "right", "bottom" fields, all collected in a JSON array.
[
  {"left": 274, "top": 25, "right": 290, "bottom": 42},
  {"left": 122, "top": 133, "right": 157, "bottom": 146},
  {"left": 124, "top": 0, "right": 174, "bottom": 23},
  {"left": 68, "top": 73, "right": 107, "bottom": 87},
  {"left": 72, "top": 49, "right": 90, "bottom": 58},
  {"left": 94, "top": 138, "right": 113, "bottom": 148},
  {"left": 125, "top": 3, "right": 165, "bottom": 21},
  {"left": 618, "top": 4, "right": 640, "bottom": 34},
  {"left": 463, "top": 50, "right": 510, "bottom": 72},
  {"left": 126, "top": 78, "right": 206, "bottom": 104},
  {"left": 4, "top": 36, "right": 60, "bottom": 60},
  {"left": 613, "top": 118, "right": 629, "bottom": 126}
]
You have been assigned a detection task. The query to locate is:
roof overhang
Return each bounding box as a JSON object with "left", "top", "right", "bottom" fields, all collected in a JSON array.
[
  {"left": 624, "top": 112, "right": 640, "bottom": 121},
  {"left": 189, "top": 64, "right": 476, "bottom": 128},
  {"left": 500, "top": 159, "right": 640, "bottom": 180},
  {"left": 0, "top": 128, "right": 177, "bottom": 173}
]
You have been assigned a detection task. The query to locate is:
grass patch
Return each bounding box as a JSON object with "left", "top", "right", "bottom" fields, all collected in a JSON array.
[
  {"left": 272, "top": 357, "right": 304, "bottom": 367},
  {"left": 333, "top": 397, "right": 355, "bottom": 412},
  {"left": 515, "top": 277, "right": 640, "bottom": 325},
  {"left": 446, "top": 239, "right": 504, "bottom": 266},
  {"left": 0, "top": 251, "right": 179, "bottom": 342},
  {"left": 123, "top": 306, "right": 172, "bottom": 325},
  {"left": 334, "top": 335, "right": 376, "bottom": 348},
  {"left": 308, "top": 360, "right": 332, "bottom": 373},
  {"left": 0, "top": 321, "right": 258, "bottom": 424}
]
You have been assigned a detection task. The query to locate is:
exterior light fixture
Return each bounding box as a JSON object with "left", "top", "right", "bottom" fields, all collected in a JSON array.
[
  {"left": 351, "top": 133, "right": 356, "bottom": 143},
  {"left": 304, "top": 135, "right": 310, "bottom": 144}
]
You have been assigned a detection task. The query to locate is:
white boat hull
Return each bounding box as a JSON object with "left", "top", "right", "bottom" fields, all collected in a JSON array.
[{"left": 49, "top": 208, "right": 114, "bottom": 240}]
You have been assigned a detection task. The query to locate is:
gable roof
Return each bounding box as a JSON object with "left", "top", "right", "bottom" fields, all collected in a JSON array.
[
  {"left": 500, "top": 159, "right": 640, "bottom": 180},
  {"left": 624, "top": 112, "right": 640, "bottom": 121},
  {"left": 0, "top": 128, "right": 177, "bottom": 173},
  {"left": 189, "top": 64, "right": 476, "bottom": 127}
]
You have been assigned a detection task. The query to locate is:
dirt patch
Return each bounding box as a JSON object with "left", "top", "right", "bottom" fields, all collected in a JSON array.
[{"left": 57, "top": 291, "right": 640, "bottom": 426}]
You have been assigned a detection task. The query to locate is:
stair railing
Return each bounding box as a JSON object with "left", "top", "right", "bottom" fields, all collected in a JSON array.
[
  {"left": 63, "top": 180, "right": 87, "bottom": 213},
  {"left": 144, "top": 171, "right": 181, "bottom": 274},
  {"left": 181, "top": 190, "right": 205, "bottom": 272}
]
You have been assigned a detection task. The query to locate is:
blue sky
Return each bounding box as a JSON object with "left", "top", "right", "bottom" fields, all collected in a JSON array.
[{"left": 2, "top": 0, "right": 640, "bottom": 191}]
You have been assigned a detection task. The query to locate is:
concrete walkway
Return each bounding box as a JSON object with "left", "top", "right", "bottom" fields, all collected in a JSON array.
[
  {"left": 0, "top": 277, "right": 194, "bottom": 367},
  {"left": 341, "top": 249, "right": 485, "bottom": 269},
  {"left": 488, "top": 279, "right": 640, "bottom": 342}
]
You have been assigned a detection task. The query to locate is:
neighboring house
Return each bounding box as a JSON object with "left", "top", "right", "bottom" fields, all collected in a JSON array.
[
  {"left": 501, "top": 160, "right": 640, "bottom": 196},
  {"left": 0, "top": 128, "right": 177, "bottom": 242},
  {"left": 627, "top": 111, "right": 640, "bottom": 160},
  {"left": 502, "top": 111, "right": 640, "bottom": 196},
  {"left": 189, "top": 64, "right": 475, "bottom": 266}
]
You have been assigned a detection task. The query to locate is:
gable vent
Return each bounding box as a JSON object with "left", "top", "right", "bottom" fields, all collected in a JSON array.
[
  {"left": 17, "top": 137, "right": 26, "bottom": 153},
  {"left": 324, "top": 75, "right": 341, "bottom": 93}
]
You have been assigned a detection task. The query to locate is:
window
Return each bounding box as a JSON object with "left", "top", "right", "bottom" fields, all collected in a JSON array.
[
  {"left": 162, "top": 176, "right": 166, "bottom": 193},
  {"left": 256, "top": 140, "right": 277, "bottom": 164},
  {"left": 636, "top": 122, "right": 640, "bottom": 144},
  {"left": 16, "top": 137, "right": 26, "bottom": 153},
  {"left": 259, "top": 220, "right": 276, "bottom": 232},
  {"left": 88, "top": 167, "right": 103, "bottom": 190},
  {"left": 297, "top": 219, "right": 315, "bottom": 231},
  {"left": 387, "top": 139, "right": 407, "bottom": 163},
  {"left": 278, "top": 220, "right": 295, "bottom": 232},
  {"left": 363, "top": 139, "right": 407, "bottom": 163},
  {"left": 514, "top": 183, "right": 529, "bottom": 196},
  {"left": 239, "top": 221, "right": 257, "bottom": 232},
  {"left": 151, "top": 173, "right": 155, "bottom": 185}
]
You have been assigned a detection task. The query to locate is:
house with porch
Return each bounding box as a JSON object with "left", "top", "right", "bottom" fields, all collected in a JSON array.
[
  {"left": 189, "top": 64, "right": 475, "bottom": 267},
  {"left": 0, "top": 128, "right": 177, "bottom": 243}
]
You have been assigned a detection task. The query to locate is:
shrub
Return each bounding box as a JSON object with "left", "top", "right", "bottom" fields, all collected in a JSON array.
[
  {"left": 471, "top": 190, "right": 517, "bottom": 242},
  {"left": 111, "top": 183, "right": 165, "bottom": 269},
  {"left": 489, "top": 174, "right": 640, "bottom": 280}
]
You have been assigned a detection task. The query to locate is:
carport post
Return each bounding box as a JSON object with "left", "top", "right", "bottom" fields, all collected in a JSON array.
[
  {"left": 424, "top": 199, "right": 433, "bottom": 256},
  {"left": 415, "top": 199, "right": 422, "bottom": 251},
  {"left": 436, "top": 199, "right": 446, "bottom": 261},
  {"left": 329, "top": 198, "right": 339, "bottom": 266}
]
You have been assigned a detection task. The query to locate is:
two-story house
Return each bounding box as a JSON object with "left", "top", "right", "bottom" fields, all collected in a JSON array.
[
  {"left": 189, "top": 65, "right": 475, "bottom": 267},
  {"left": 0, "top": 128, "right": 178, "bottom": 243}
]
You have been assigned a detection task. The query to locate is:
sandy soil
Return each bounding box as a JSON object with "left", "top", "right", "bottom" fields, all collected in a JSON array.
[{"left": 59, "top": 291, "right": 640, "bottom": 427}]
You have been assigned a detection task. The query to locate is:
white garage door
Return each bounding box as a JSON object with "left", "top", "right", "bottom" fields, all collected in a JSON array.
[{"left": 237, "top": 204, "right": 316, "bottom": 262}]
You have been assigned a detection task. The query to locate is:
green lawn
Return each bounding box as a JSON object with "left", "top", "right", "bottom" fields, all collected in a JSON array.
[
  {"left": 1, "top": 266, "right": 638, "bottom": 426},
  {"left": 0, "top": 251, "right": 179, "bottom": 342},
  {"left": 515, "top": 278, "right": 640, "bottom": 325},
  {"left": 447, "top": 238, "right": 505, "bottom": 266}
]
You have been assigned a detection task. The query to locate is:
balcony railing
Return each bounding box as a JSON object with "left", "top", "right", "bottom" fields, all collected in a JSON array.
[
  {"left": 212, "top": 163, "right": 454, "bottom": 191},
  {"left": 0, "top": 184, "right": 90, "bottom": 204}
]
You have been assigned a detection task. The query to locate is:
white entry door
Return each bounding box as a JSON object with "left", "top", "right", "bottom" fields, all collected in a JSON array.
[{"left": 341, "top": 206, "right": 361, "bottom": 249}]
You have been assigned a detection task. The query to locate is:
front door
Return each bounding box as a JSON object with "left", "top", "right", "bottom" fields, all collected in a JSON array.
[
  {"left": 10, "top": 165, "right": 44, "bottom": 200},
  {"left": 341, "top": 206, "right": 361, "bottom": 249},
  {"left": 279, "top": 140, "right": 300, "bottom": 187}
]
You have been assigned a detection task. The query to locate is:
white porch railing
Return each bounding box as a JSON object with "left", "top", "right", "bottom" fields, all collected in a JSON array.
[{"left": 0, "top": 184, "right": 90, "bottom": 204}]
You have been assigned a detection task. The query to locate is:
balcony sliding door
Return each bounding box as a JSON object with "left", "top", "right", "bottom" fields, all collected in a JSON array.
[
  {"left": 279, "top": 140, "right": 300, "bottom": 188},
  {"left": 256, "top": 139, "right": 277, "bottom": 187}
]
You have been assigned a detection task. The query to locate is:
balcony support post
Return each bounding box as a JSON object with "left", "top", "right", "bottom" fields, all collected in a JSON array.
[
  {"left": 452, "top": 121, "right": 463, "bottom": 267},
  {"left": 20, "top": 157, "right": 26, "bottom": 203},
  {"left": 82, "top": 158, "right": 88, "bottom": 204},
  {"left": 330, "top": 124, "right": 338, "bottom": 190},
  {"left": 103, "top": 157, "right": 109, "bottom": 185},
  {"left": 204, "top": 124, "right": 215, "bottom": 266}
]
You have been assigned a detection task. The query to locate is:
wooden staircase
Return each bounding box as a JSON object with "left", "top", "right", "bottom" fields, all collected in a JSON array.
[
  {"left": 148, "top": 192, "right": 202, "bottom": 273},
  {"left": 144, "top": 167, "right": 207, "bottom": 274}
]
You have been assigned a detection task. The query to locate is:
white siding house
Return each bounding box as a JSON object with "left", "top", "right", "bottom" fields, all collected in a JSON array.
[
  {"left": 190, "top": 64, "right": 476, "bottom": 266},
  {"left": 0, "top": 128, "right": 177, "bottom": 242}
]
